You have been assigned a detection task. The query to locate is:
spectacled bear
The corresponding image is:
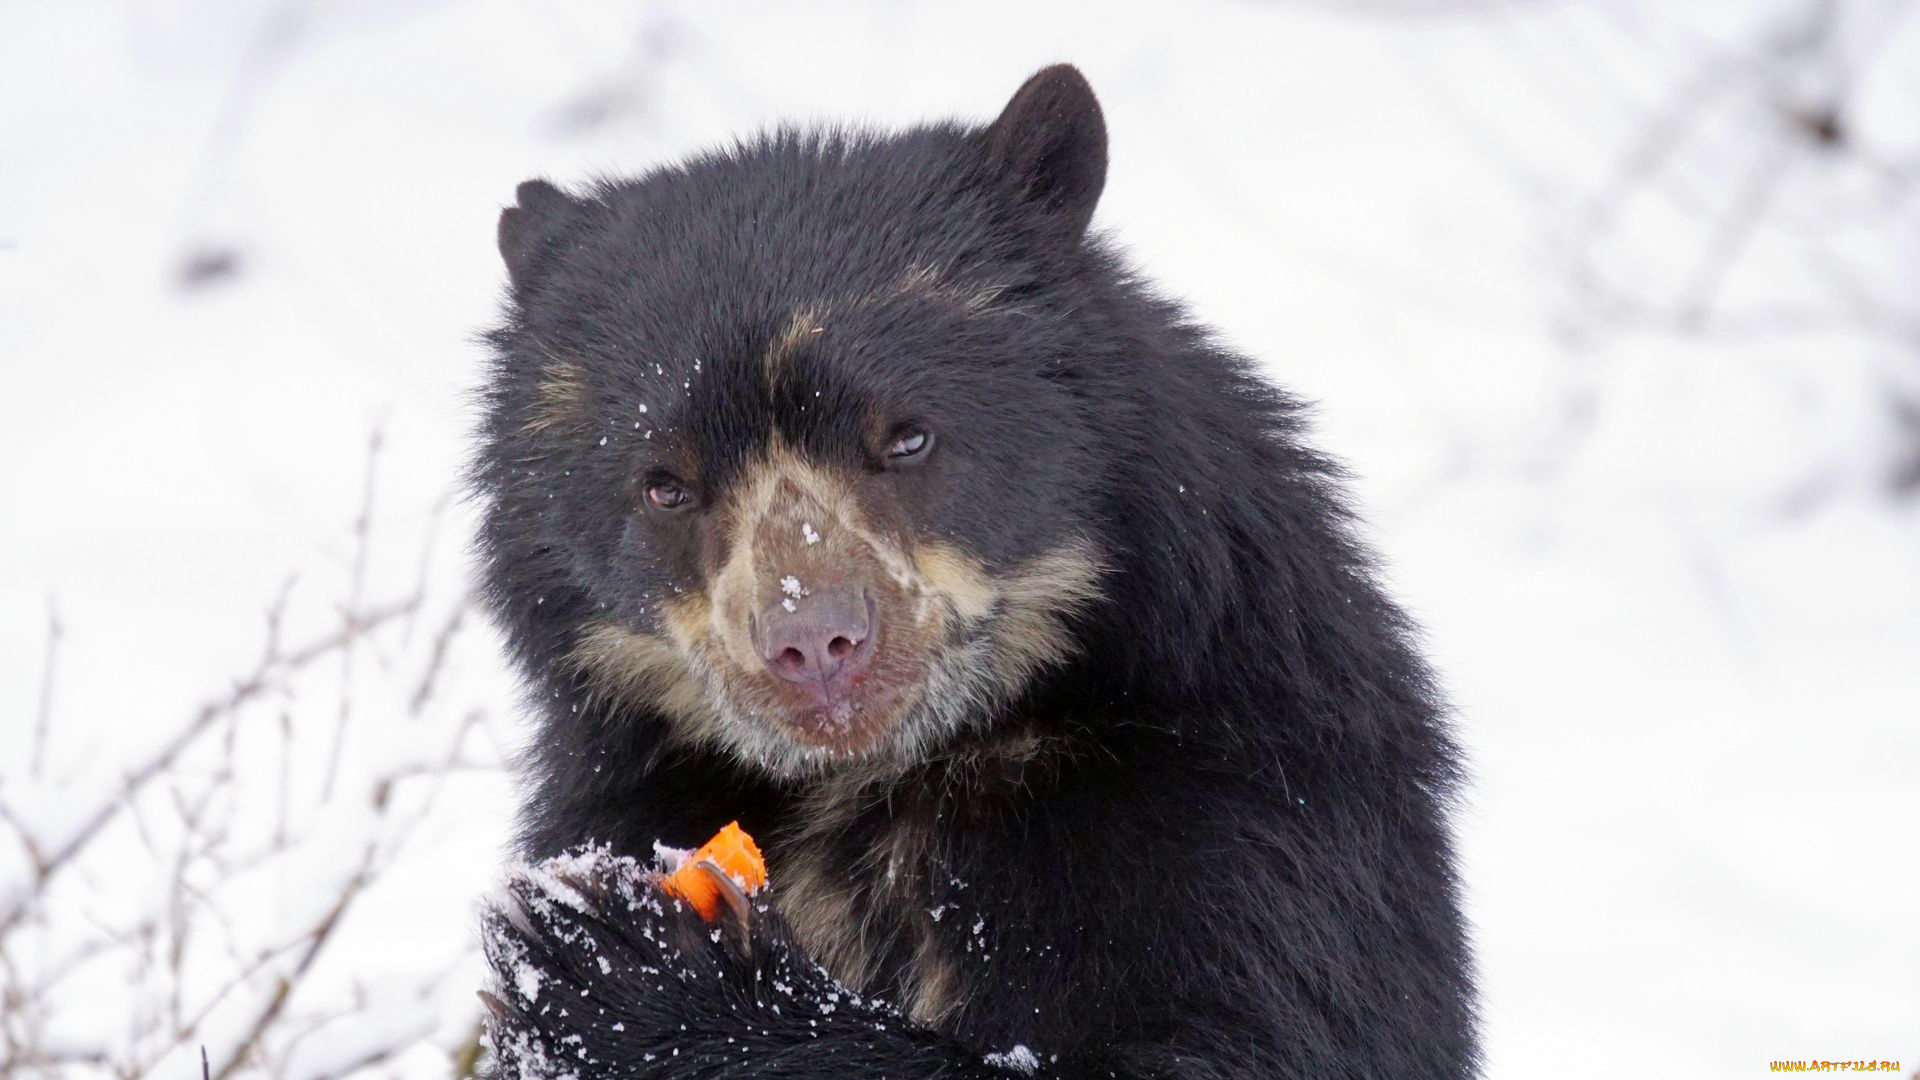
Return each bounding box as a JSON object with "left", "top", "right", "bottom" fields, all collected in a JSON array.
[{"left": 471, "top": 64, "right": 1477, "bottom": 1079}]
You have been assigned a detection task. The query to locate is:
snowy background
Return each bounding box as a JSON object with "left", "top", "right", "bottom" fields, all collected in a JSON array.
[{"left": 3, "top": 0, "right": 1917, "bottom": 1076}]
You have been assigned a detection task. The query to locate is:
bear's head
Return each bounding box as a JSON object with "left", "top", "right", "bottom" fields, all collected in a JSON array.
[{"left": 476, "top": 67, "right": 1149, "bottom": 777}]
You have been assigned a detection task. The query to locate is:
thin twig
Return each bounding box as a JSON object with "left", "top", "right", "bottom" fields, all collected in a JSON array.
[
  {"left": 324, "top": 427, "right": 383, "bottom": 800},
  {"left": 0, "top": 599, "right": 417, "bottom": 939},
  {"left": 1674, "top": 132, "right": 1800, "bottom": 329},
  {"left": 409, "top": 600, "right": 468, "bottom": 717},
  {"left": 32, "top": 600, "right": 62, "bottom": 779},
  {"left": 208, "top": 848, "right": 376, "bottom": 1080},
  {"left": 401, "top": 491, "right": 452, "bottom": 646}
]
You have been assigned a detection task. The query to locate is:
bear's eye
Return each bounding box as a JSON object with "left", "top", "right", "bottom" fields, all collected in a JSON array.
[
  {"left": 645, "top": 479, "right": 695, "bottom": 512},
  {"left": 884, "top": 427, "right": 932, "bottom": 465}
]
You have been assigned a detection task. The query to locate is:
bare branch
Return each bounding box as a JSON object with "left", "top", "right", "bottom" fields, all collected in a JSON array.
[
  {"left": 323, "top": 427, "right": 384, "bottom": 801},
  {"left": 32, "top": 600, "right": 62, "bottom": 779},
  {"left": 409, "top": 601, "right": 468, "bottom": 717},
  {"left": 0, "top": 598, "right": 418, "bottom": 940},
  {"left": 209, "top": 848, "right": 378, "bottom": 1080}
]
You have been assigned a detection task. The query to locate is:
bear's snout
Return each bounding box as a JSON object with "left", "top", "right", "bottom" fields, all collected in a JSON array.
[{"left": 751, "top": 584, "right": 876, "bottom": 705}]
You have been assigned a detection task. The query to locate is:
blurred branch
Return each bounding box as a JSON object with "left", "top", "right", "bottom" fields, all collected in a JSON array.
[
  {"left": 1571, "top": 0, "right": 1918, "bottom": 336},
  {"left": 0, "top": 597, "right": 418, "bottom": 942},
  {"left": 32, "top": 601, "right": 61, "bottom": 779},
  {"left": 409, "top": 603, "right": 467, "bottom": 718},
  {"left": 208, "top": 849, "right": 375, "bottom": 1080},
  {"left": 0, "top": 436, "right": 503, "bottom": 1078},
  {"left": 1674, "top": 132, "right": 1799, "bottom": 330},
  {"left": 324, "top": 427, "right": 384, "bottom": 801}
]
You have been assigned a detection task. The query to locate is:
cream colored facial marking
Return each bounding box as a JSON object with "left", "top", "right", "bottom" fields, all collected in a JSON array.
[
  {"left": 702, "top": 436, "right": 884, "bottom": 680},
  {"left": 760, "top": 266, "right": 1012, "bottom": 397},
  {"left": 567, "top": 479, "right": 1104, "bottom": 776},
  {"left": 567, "top": 618, "right": 715, "bottom": 729},
  {"left": 523, "top": 358, "right": 587, "bottom": 434},
  {"left": 888, "top": 262, "right": 1014, "bottom": 318},
  {"left": 761, "top": 307, "right": 824, "bottom": 391}
]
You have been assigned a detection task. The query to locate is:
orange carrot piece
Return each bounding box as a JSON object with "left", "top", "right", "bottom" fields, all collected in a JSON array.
[{"left": 659, "top": 821, "right": 767, "bottom": 920}]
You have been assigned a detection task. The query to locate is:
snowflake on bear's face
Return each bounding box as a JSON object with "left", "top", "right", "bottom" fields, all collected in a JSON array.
[{"left": 479, "top": 154, "right": 1115, "bottom": 776}]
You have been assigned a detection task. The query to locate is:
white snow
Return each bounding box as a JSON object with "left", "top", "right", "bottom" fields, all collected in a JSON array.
[
  {"left": 1, "top": 2, "right": 1916, "bottom": 1078},
  {"left": 652, "top": 839, "right": 694, "bottom": 874},
  {"left": 513, "top": 960, "right": 544, "bottom": 1005},
  {"left": 984, "top": 1044, "right": 1040, "bottom": 1074}
]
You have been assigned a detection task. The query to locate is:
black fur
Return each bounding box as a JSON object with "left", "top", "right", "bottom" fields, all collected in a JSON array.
[{"left": 472, "top": 64, "right": 1477, "bottom": 1079}]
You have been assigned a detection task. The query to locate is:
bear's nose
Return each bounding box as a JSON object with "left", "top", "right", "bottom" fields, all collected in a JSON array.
[{"left": 755, "top": 585, "right": 874, "bottom": 701}]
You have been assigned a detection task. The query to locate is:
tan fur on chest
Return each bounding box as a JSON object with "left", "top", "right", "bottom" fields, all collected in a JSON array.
[
  {"left": 775, "top": 787, "right": 967, "bottom": 1022},
  {"left": 769, "top": 732, "right": 1064, "bottom": 1028},
  {"left": 771, "top": 772, "right": 961, "bottom": 1027},
  {"left": 778, "top": 886, "right": 961, "bottom": 1026}
]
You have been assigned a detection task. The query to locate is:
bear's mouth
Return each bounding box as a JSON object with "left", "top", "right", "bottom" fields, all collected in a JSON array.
[{"left": 767, "top": 681, "right": 910, "bottom": 754}]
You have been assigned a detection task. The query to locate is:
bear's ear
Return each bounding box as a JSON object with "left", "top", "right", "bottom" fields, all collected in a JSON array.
[
  {"left": 498, "top": 179, "right": 577, "bottom": 291},
  {"left": 980, "top": 64, "right": 1108, "bottom": 242}
]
